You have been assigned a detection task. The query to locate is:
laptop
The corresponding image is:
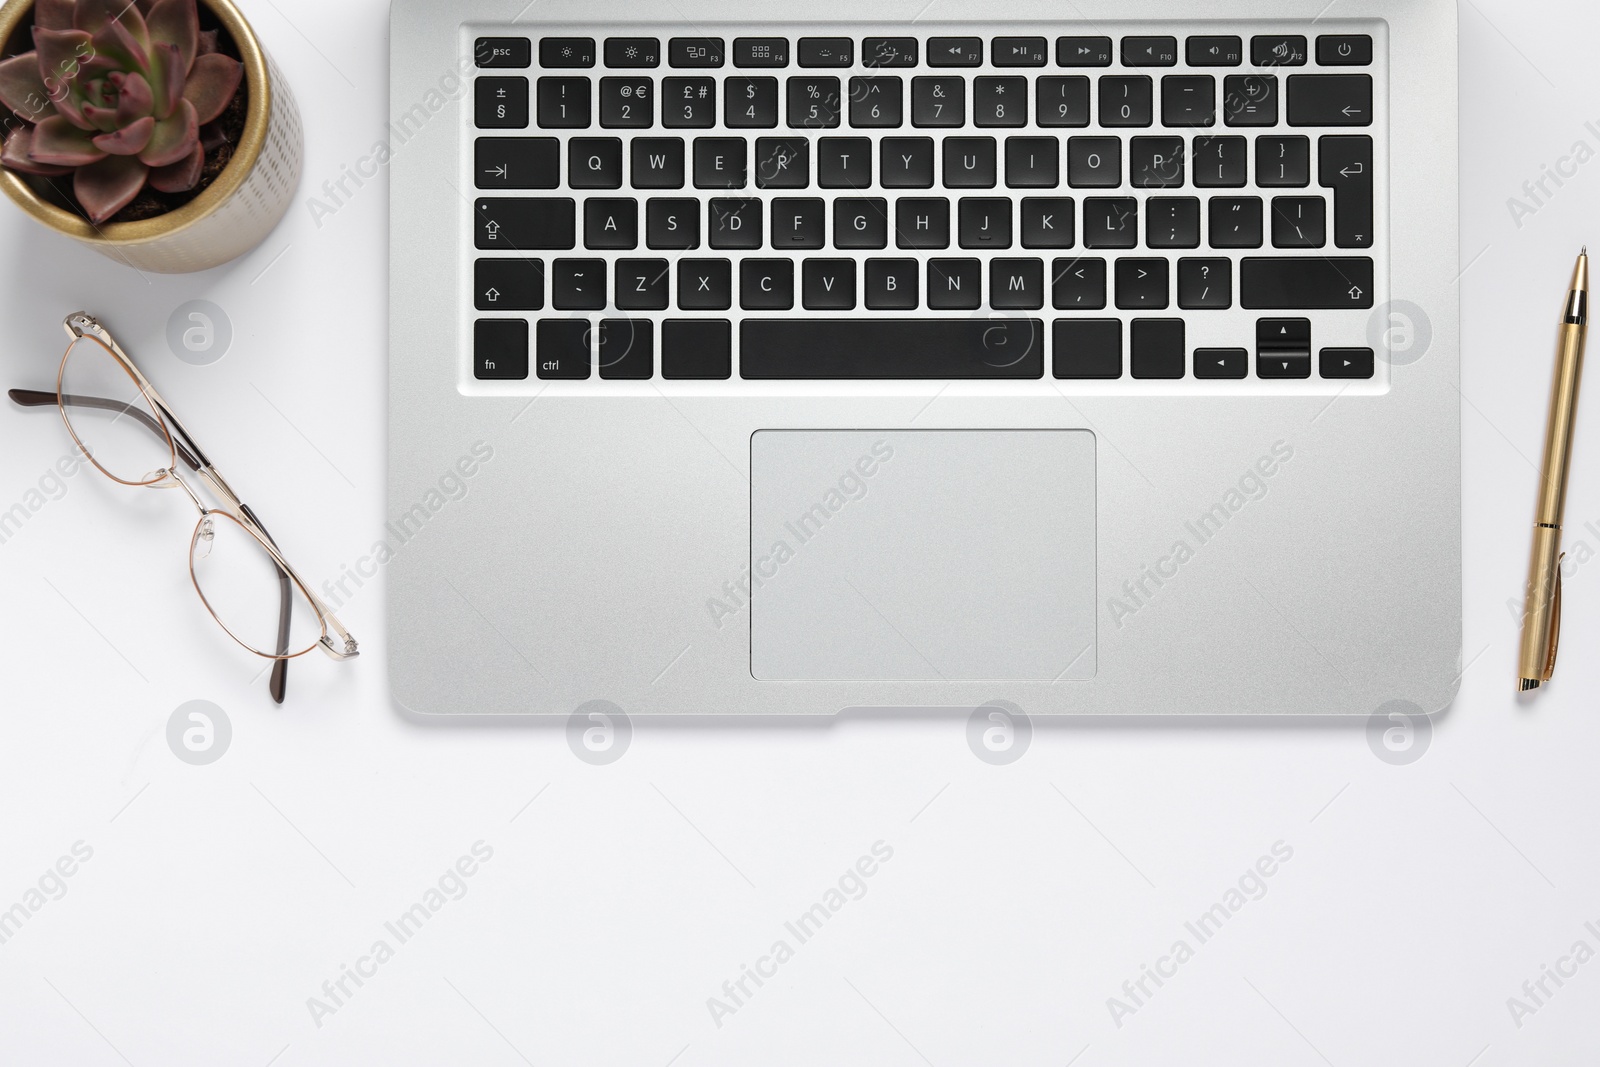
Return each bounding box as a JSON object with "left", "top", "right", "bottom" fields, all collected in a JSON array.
[{"left": 387, "top": 0, "right": 1460, "bottom": 716}]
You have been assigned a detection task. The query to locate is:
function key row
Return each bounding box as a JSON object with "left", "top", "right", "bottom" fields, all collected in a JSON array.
[{"left": 475, "top": 34, "right": 1373, "bottom": 70}]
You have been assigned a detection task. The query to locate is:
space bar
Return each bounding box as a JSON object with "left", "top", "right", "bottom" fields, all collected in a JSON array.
[{"left": 740, "top": 319, "right": 1045, "bottom": 379}]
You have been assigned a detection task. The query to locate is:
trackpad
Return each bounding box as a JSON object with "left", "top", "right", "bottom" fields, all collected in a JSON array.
[{"left": 749, "top": 430, "right": 1096, "bottom": 682}]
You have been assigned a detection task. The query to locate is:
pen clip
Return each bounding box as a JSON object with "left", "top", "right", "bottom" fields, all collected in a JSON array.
[{"left": 1544, "top": 553, "right": 1565, "bottom": 680}]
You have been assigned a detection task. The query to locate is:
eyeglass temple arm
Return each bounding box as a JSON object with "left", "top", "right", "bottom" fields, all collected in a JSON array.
[{"left": 8, "top": 388, "right": 204, "bottom": 471}]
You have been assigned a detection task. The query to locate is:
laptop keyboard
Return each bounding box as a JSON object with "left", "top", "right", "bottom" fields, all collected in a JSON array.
[{"left": 465, "top": 24, "right": 1383, "bottom": 387}]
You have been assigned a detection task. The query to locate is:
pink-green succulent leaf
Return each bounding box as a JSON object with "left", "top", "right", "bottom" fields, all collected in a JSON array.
[
  {"left": 138, "top": 97, "right": 196, "bottom": 166},
  {"left": 92, "top": 113, "right": 155, "bottom": 155},
  {"left": 80, "top": 104, "right": 121, "bottom": 132},
  {"left": 34, "top": 0, "right": 76, "bottom": 31},
  {"left": 109, "top": 17, "right": 151, "bottom": 71},
  {"left": 27, "top": 114, "right": 107, "bottom": 165},
  {"left": 31, "top": 28, "right": 96, "bottom": 122},
  {"left": 145, "top": 0, "right": 198, "bottom": 76},
  {"left": 110, "top": 71, "right": 154, "bottom": 124},
  {"left": 1, "top": 127, "right": 73, "bottom": 175},
  {"left": 87, "top": 19, "right": 140, "bottom": 71},
  {"left": 74, "top": 0, "right": 147, "bottom": 48},
  {"left": 151, "top": 41, "right": 183, "bottom": 119},
  {"left": 147, "top": 140, "right": 201, "bottom": 192},
  {"left": 196, "top": 28, "right": 218, "bottom": 56},
  {"left": 182, "top": 54, "right": 242, "bottom": 125},
  {"left": 74, "top": 153, "right": 148, "bottom": 223},
  {"left": 0, "top": 51, "right": 54, "bottom": 121}
]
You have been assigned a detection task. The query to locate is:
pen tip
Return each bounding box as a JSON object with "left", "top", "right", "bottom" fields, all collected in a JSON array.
[{"left": 1520, "top": 678, "right": 1542, "bottom": 692}]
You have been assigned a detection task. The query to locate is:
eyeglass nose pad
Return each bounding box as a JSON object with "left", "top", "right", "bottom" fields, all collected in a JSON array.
[{"left": 194, "top": 516, "right": 217, "bottom": 559}]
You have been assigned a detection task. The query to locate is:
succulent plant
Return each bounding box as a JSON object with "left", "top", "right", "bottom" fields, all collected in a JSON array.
[{"left": 0, "top": 0, "right": 243, "bottom": 223}]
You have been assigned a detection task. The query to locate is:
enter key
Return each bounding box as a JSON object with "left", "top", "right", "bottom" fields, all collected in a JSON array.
[{"left": 1319, "top": 135, "right": 1373, "bottom": 248}]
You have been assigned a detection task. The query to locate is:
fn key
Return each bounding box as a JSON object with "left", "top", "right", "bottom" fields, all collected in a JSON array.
[{"left": 475, "top": 319, "right": 528, "bottom": 379}]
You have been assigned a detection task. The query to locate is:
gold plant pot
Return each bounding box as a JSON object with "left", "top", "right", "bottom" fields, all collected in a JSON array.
[{"left": 0, "top": 0, "right": 302, "bottom": 273}]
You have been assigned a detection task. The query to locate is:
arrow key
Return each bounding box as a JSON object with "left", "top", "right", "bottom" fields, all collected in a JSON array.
[
  {"left": 1320, "top": 347, "right": 1375, "bottom": 379},
  {"left": 1257, "top": 352, "right": 1311, "bottom": 379},
  {"left": 1194, "top": 347, "right": 1248, "bottom": 379}
]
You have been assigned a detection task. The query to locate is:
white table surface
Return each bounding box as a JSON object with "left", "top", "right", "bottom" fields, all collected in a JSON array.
[{"left": 2, "top": 1, "right": 1598, "bottom": 1063}]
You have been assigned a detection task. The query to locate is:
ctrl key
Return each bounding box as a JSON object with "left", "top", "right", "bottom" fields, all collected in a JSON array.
[
  {"left": 475, "top": 319, "right": 529, "bottom": 380},
  {"left": 536, "top": 318, "right": 592, "bottom": 379}
]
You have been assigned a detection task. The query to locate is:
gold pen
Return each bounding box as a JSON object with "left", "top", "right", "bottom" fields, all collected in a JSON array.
[{"left": 1520, "top": 247, "right": 1589, "bottom": 691}]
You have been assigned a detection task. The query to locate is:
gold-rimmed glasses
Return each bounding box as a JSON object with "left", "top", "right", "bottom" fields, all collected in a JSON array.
[{"left": 9, "top": 313, "right": 358, "bottom": 703}]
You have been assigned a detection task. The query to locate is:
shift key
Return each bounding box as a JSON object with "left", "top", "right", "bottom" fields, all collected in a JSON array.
[
  {"left": 1240, "top": 257, "right": 1373, "bottom": 309},
  {"left": 475, "top": 198, "right": 576, "bottom": 250}
]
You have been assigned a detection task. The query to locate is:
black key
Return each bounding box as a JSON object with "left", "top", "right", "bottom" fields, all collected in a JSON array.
[
  {"left": 598, "top": 318, "right": 653, "bottom": 380},
  {"left": 994, "top": 37, "right": 1048, "bottom": 67},
  {"left": 944, "top": 137, "right": 997, "bottom": 188},
  {"left": 475, "top": 137, "right": 558, "bottom": 189},
  {"left": 540, "top": 37, "right": 595, "bottom": 68},
  {"left": 1122, "top": 36, "right": 1177, "bottom": 67},
  {"left": 928, "top": 258, "right": 982, "bottom": 309},
  {"left": 772, "top": 197, "right": 825, "bottom": 248},
  {"left": 1271, "top": 197, "right": 1326, "bottom": 248},
  {"left": 755, "top": 137, "right": 810, "bottom": 188},
  {"left": 1240, "top": 257, "right": 1374, "bottom": 309},
  {"left": 912, "top": 77, "right": 965, "bottom": 127},
  {"left": 1053, "top": 318, "right": 1120, "bottom": 378},
  {"left": 1288, "top": 74, "right": 1372, "bottom": 126},
  {"left": 835, "top": 198, "right": 889, "bottom": 249},
  {"left": 1067, "top": 136, "right": 1121, "bottom": 187},
  {"left": 741, "top": 259, "right": 795, "bottom": 310},
  {"left": 882, "top": 138, "right": 935, "bottom": 188},
  {"left": 476, "top": 38, "right": 530, "bottom": 69},
  {"left": 615, "top": 259, "right": 670, "bottom": 310},
  {"left": 1147, "top": 197, "right": 1200, "bottom": 249},
  {"left": 1131, "top": 319, "right": 1185, "bottom": 378},
  {"left": 788, "top": 76, "right": 843, "bottom": 128},
  {"left": 1083, "top": 197, "right": 1138, "bottom": 248},
  {"left": 1161, "top": 76, "right": 1215, "bottom": 127},
  {"left": 1131, "top": 136, "right": 1184, "bottom": 187},
  {"left": 1252, "top": 35, "right": 1306, "bottom": 67},
  {"left": 1187, "top": 36, "right": 1242, "bottom": 67},
  {"left": 646, "top": 198, "right": 700, "bottom": 249},
  {"left": 958, "top": 198, "right": 1012, "bottom": 249},
  {"left": 694, "top": 138, "right": 747, "bottom": 188},
  {"left": 800, "top": 37, "right": 854, "bottom": 67},
  {"left": 1258, "top": 351, "right": 1311, "bottom": 379},
  {"left": 708, "top": 198, "right": 762, "bottom": 249},
  {"left": 734, "top": 38, "right": 790, "bottom": 68},
  {"left": 476, "top": 258, "right": 543, "bottom": 310},
  {"left": 1058, "top": 36, "right": 1112, "bottom": 67},
  {"left": 1037, "top": 77, "right": 1090, "bottom": 127},
  {"left": 865, "top": 259, "right": 919, "bottom": 309},
  {"left": 663, "top": 319, "right": 732, "bottom": 379},
  {"left": 803, "top": 259, "right": 857, "bottom": 309},
  {"left": 599, "top": 77, "right": 653, "bottom": 128},
  {"left": 896, "top": 198, "right": 950, "bottom": 248},
  {"left": 662, "top": 77, "right": 716, "bottom": 127},
  {"left": 1115, "top": 257, "right": 1169, "bottom": 309},
  {"left": 819, "top": 137, "right": 872, "bottom": 188},
  {"left": 476, "top": 198, "right": 576, "bottom": 250},
  {"left": 1317, "top": 35, "right": 1373, "bottom": 67},
  {"left": 863, "top": 37, "right": 917, "bottom": 68},
  {"left": 677, "top": 259, "right": 732, "bottom": 310},
  {"left": 632, "top": 137, "right": 685, "bottom": 188},
  {"left": 475, "top": 319, "right": 528, "bottom": 379},
  {"left": 476, "top": 77, "right": 528, "bottom": 128},
  {"left": 552, "top": 258, "right": 605, "bottom": 309},
  {"left": 850, "top": 77, "right": 904, "bottom": 127},
  {"left": 1051, "top": 257, "right": 1106, "bottom": 309},
  {"left": 535, "top": 318, "right": 590, "bottom": 379},
  {"left": 974, "top": 77, "right": 1027, "bottom": 127},
  {"left": 1222, "top": 74, "right": 1277, "bottom": 127},
  {"left": 1177, "top": 258, "right": 1231, "bottom": 309},
  {"left": 605, "top": 37, "right": 660, "bottom": 68},
  {"left": 726, "top": 77, "right": 778, "bottom": 127},
  {"left": 585, "top": 198, "right": 637, "bottom": 248},
  {"left": 740, "top": 319, "right": 1044, "bottom": 379},
  {"left": 929, "top": 37, "right": 983, "bottom": 66},
  {"left": 1194, "top": 348, "right": 1247, "bottom": 379},
  {"left": 1006, "top": 137, "right": 1059, "bottom": 188},
  {"left": 669, "top": 38, "right": 724, "bottom": 68},
  {"left": 1101, "top": 76, "right": 1153, "bottom": 127},
  {"left": 1257, "top": 318, "right": 1310, "bottom": 354},
  {"left": 1192, "top": 135, "right": 1247, "bottom": 188},
  {"left": 1319, "top": 135, "right": 1374, "bottom": 247},
  {"left": 536, "top": 77, "right": 589, "bottom": 128},
  {"left": 1022, "top": 198, "right": 1074, "bottom": 248},
  {"left": 1209, "top": 197, "right": 1262, "bottom": 248},
  {"left": 1257, "top": 135, "right": 1310, "bottom": 187},
  {"left": 568, "top": 137, "right": 622, "bottom": 188},
  {"left": 1321, "top": 347, "right": 1375, "bottom": 379},
  {"left": 991, "top": 258, "right": 1045, "bottom": 309}
]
